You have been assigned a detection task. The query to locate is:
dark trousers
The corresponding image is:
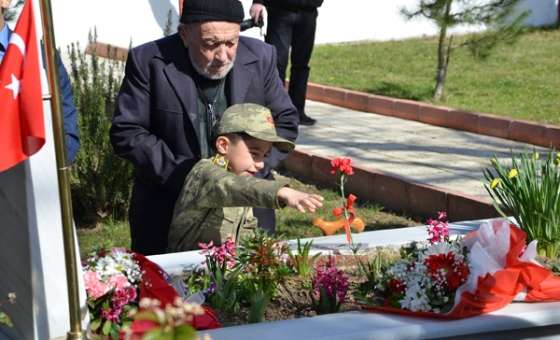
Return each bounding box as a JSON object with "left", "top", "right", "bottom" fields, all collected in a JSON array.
[
  {"left": 129, "top": 181, "right": 175, "bottom": 255},
  {"left": 266, "top": 7, "right": 318, "bottom": 116}
]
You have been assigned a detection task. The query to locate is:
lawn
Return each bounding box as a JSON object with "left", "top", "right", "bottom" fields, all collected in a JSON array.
[
  {"left": 310, "top": 28, "right": 560, "bottom": 125},
  {"left": 77, "top": 177, "right": 418, "bottom": 258}
]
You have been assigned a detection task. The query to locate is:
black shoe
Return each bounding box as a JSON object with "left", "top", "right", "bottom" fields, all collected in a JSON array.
[{"left": 299, "top": 114, "right": 316, "bottom": 126}]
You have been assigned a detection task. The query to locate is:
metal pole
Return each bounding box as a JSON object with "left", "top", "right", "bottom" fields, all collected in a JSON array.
[{"left": 36, "top": 0, "right": 83, "bottom": 338}]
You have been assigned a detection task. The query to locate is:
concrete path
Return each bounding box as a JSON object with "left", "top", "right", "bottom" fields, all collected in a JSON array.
[{"left": 296, "top": 101, "right": 549, "bottom": 201}]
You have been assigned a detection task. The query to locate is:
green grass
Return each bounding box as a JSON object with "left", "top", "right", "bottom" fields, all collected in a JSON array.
[
  {"left": 276, "top": 176, "right": 418, "bottom": 240},
  {"left": 310, "top": 29, "right": 560, "bottom": 125},
  {"left": 77, "top": 178, "right": 418, "bottom": 258},
  {"left": 77, "top": 220, "right": 130, "bottom": 258}
]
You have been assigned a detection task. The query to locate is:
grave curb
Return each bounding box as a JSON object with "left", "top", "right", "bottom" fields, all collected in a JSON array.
[
  {"left": 283, "top": 150, "right": 499, "bottom": 221},
  {"left": 305, "top": 83, "right": 560, "bottom": 150}
]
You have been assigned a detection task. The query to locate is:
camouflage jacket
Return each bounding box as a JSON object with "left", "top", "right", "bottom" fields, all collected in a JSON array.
[{"left": 167, "top": 159, "right": 289, "bottom": 252}]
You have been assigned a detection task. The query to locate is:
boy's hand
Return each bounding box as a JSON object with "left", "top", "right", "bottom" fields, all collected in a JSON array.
[{"left": 277, "top": 187, "right": 324, "bottom": 213}]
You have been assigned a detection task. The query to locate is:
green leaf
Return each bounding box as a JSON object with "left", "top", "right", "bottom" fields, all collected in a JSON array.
[
  {"left": 133, "top": 310, "right": 160, "bottom": 323},
  {"left": 89, "top": 318, "right": 101, "bottom": 331},
  {"left": 143, "top": 328, "right": 174, "bottom": 340},
  {"left": 0, "top": 312, "right": 13, "bottom": 328},
  {"left": 102, "top": 320, "right": 112, "bottom": 335},
  {"left": 174, "top": 325, "right": 197, "bottom": 340}
]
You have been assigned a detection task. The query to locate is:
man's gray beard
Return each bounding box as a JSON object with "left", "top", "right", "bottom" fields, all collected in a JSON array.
[{"left": 188, "top": 50, "right": 235, "bottom": 80}]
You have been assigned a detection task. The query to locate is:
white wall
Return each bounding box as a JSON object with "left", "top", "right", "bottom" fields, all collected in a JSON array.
[
  {"left": 314, "top": 0, "right": 559, "bottom": 44},
  {"left": 45, "top": 0, "right": 560, "bottom": 50},
  {"left": 43, "top": 0, "right": 558, "bottom": 51}
]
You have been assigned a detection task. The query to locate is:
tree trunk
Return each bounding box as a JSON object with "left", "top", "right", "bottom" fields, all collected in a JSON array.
[{"left": 433, "top": 0, "right": 453, "bottom": 101}]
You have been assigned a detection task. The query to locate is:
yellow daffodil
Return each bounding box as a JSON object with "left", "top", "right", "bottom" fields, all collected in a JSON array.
[
  {"left": 533, "top": 152, "right": 539, "bottom": 160},
  {"left": 508, "top": 168, "right": 518, "bottom": 179},
  {"left": 556, "top": 153, "right": 560, "bottom": 166},
  {"left": 490, "top": 178, "right": 501, "bottom": 189}
]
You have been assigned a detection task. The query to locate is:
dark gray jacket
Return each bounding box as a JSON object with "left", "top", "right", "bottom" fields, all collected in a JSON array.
[{"left": 110, "top": 34, "right": 298, "bottom": 255}]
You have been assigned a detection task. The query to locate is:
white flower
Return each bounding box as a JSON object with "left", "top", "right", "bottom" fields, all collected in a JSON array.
[{"left": 83, "top": 249, "right": 141, "bottom": 285}]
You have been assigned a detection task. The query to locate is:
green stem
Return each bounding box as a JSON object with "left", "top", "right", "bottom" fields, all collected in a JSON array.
[{"left": 339, "top": 174, "right": 354, "bottom": 245}]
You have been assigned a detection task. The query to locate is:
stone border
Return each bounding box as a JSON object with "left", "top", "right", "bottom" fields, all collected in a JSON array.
[
  {"left": 306, "top": 83, "right": 560, "bottom": 149},
  {"left": 283, "top": 149, "right": 498, "bottom": 221},
  {"left": 85, "top": 43, "right": 559, "bottom": 150}
]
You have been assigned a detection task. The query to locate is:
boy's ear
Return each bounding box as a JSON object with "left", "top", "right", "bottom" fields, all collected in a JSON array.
[{"left": 215, "top": 135, "right": 230, "bottom": 154}]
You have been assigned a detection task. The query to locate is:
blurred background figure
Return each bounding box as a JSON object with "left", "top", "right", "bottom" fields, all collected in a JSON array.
[{"left": 250, "top": 0, "right": 323, "bottom": 126}]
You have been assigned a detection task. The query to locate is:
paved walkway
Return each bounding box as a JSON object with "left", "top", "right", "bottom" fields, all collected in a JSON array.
[{"left": 296, "top": 101, "right": 548, "bottom": 200}]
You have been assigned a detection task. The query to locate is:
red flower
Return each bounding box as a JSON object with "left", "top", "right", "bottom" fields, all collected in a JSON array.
[
  {"left": 425, "top": 252, "right": 469, "bottom": 290},
  {"left": 120, "top": 319, "right": 159, "bottom": 340},
  {"left": 387, "top": 278, "right": 406, "bottom": 294},
  {"left": 330, "top": 157, "right": 354, "bottom": 176}
]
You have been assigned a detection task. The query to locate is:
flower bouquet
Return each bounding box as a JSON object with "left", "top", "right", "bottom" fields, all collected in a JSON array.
[
  {"left": 363, "top": 214, "right": 560, "bottom": 319},
  {"left": 84, "top": 248, "right": 220, "bottom": 338},
  {"left": 83, "top": 248, "right": 141, "bottom": 337}
]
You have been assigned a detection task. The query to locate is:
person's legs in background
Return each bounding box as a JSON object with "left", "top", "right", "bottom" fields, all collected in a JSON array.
[
  {"left": 265, "top": 8, "right": 293, "bottom": 86},
  {"left": 289, "top": 9, "right": 318, "bottom": 126}
]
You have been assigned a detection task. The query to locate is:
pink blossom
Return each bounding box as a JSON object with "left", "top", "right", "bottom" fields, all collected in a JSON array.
[
  {"left": 101, "top": 306, "right": 122, "bottom": 323},
  {"left": 108, "top": 274, "right": 130, "bottom": 290},
  {"left": 199, "top": 237, "right": 236, "bottom": 269},
  {"left": 427, "top": 211, "right": 449, "bottom": 244},
  {"left": 103, "top": 286, "right": 138, "bottom": 323},
  {"left": 84, "top": 271, "right": 110, "bottom": 300},
  {"left": 312, "top": 257, "right": 349, "bottom": 303}
]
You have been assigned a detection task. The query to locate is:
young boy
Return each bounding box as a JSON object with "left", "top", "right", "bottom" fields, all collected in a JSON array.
[{"left": 168, "top": 103, "right": 323, "bottom": 252}]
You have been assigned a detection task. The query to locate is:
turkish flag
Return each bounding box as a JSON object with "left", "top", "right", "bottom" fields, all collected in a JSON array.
[{"left": 0, "top": 0, "right": 45, "bottom": 172}]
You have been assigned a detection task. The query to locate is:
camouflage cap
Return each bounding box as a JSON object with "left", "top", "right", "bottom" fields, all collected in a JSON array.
[{"left": 217, "top": 103, "right": 295, "bottom": 152}]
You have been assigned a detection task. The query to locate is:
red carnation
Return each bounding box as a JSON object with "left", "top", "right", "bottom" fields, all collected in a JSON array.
[
  {"left": 425, "top": 252, "right": 469, "bottom": 290},
  {"left": 330, "top": 157, "right": 354, "bottom": 176}
]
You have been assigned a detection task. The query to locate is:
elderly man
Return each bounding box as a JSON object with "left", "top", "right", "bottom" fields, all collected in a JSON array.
[{"left": 110, "top": 0, "right": 298, "bottom": 255}]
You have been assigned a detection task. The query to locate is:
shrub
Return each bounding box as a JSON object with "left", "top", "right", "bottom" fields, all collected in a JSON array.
[
  {"left": 68, "top": 31, "right": 133, "bottom": 226},
  {"left": 484, "top": 151, "right": 560, "bottom": 258}
]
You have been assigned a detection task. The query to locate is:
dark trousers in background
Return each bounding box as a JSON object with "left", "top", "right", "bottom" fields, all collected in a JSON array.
[
  {"left": 265, "top": 7, "right": 318, "bottom": 117},
  {"left": 253, "top": 207, "right": 276, "bottom": 234}
]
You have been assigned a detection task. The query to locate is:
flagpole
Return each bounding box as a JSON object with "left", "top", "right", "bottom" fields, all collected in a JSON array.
[{"left": 36, "top": 0, "right": 83, "bottom": 339}]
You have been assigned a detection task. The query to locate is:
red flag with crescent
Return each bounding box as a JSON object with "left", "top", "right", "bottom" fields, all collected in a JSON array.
[{"left": 0, "top": 0, "right": 45, "bottom": 172}]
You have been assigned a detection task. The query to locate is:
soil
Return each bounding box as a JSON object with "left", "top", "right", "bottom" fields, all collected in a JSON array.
[
  {"left": 211, "top": 249, "right": 401, "bottom": 327},
  {"left": 216, "top": 270, "right": 365, "bottom": 327},
  {"left": 208, "top": 250, "right": 559, "bottom": 327}
]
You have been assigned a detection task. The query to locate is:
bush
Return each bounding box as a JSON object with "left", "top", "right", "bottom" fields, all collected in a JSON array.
[
  {"left": 68, "top": 32, "right": 132, "bottom": 227},
  {"left": 484, "top": 151, "right": 560, "bottom": 258}
]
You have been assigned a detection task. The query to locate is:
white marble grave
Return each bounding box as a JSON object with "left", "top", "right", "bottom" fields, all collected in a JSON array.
[{"left": 149, "top": 220, "right": 560, "bottom": 339}]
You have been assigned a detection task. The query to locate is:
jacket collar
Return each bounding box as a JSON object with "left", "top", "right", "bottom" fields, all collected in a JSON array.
[
  {"left": 160, "top": 34, "right": 259, "bottom": 139},
  {"left": 228, "top": 37, "right": 258, "bottom": 104}
]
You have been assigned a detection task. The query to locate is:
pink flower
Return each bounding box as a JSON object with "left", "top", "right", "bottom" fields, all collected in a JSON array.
[
  {"left": 199, "top": 237, "right": 236, "bottom": 269},
  {"left": 427, "top": 211, "right": 449, "bottom": 244},
  {"left": 108, "top": 274, "right": 130, "bottom": 290},
  {"left": 84, "top": 271, "right": 110, "bottom": 300},
  {"left": 312, "top": 257, "right": 349, "bottom": 303},
  {"left": 101, "top": 306, "right": 122, "bottom": 323}
]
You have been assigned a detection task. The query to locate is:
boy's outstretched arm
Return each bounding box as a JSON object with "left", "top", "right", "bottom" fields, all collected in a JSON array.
[{"left": 277, "top": 187, "right": 323, "bottom": 213}]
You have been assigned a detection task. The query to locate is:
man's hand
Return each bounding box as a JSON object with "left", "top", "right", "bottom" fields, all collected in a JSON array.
[
  {"left": 277, "top": 187, "right": 324, "bottom": 213},
  {"left": 250, "top": 3, "right": 266, "bottom": 24}
]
